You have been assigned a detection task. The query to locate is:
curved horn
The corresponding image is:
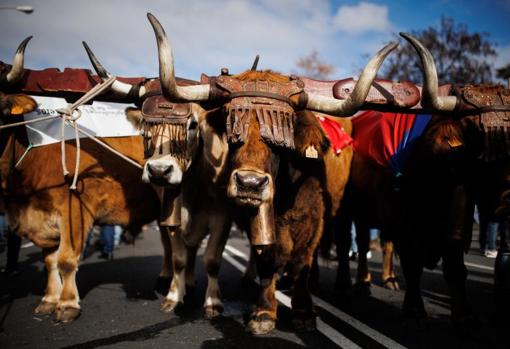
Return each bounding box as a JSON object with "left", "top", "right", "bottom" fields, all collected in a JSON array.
[
  {"left": 251, "top": 54, "right": 260, "bottom": 71},
  {"left": 399, "top": 32, "right": 458, "bottom": 111},
  {"left": 82, "top": 41, "right": 146, "bottom": 98},
  {"left": 306, "top": 42, "right": 398, "bottom": 116},
  {"left": 147, "top": 13, "right": 210, "bottom": 102},
  {"left": 2, "top": 36, "right": 32, "bottom": 84}
]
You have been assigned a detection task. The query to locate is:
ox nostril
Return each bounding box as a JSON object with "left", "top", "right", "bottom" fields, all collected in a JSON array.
[
  {"left": 235, "top": 172, "right": 269, "bottom": 190},
  {"left": 163, "top": 165, "right": 173, "bottom": 176},
  {"left": 258, "top": 176, "right": 269, "bottom": 187},
  {"left": 147, "top": 163, "right": 172, "bottom": 177}
]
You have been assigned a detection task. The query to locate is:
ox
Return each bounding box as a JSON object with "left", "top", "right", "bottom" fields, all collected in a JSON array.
[
  {"left": 83, "top": 36, "right": 231, "bottom": 317},
  {"left": 357, "top": 33, "right": 510, "bottom": 324},
  {"left": 0, "top": 38, "right": 161, "bottom": 322},
  {"left": 144, "top": 13, "right": 397, "bottom": 334}
]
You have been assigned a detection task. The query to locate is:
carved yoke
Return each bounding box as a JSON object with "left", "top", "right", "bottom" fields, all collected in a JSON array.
[
  {"left": 214, "top": 76, "right": 304, "bottom": 149},
  {"left": 458, "top": 86, "right": 510, "bottom": 161}
]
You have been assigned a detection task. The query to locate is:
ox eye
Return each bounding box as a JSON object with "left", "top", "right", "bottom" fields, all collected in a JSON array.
[{"left": 189, "top": 121, "right": 198, "bottom": 130}]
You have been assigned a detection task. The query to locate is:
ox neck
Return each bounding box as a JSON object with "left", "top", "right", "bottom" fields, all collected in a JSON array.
[{"left": 0, "top": 126, "right": 28, "bottom": 196}]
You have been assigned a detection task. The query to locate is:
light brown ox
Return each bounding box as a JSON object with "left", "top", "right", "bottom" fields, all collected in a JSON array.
[
  {"left": 0, "top": 39, "right": 160, "bottom": 322},
  {"left": 83, "top": 38, "right": 231, "bottom": 317},
  {"left": 145, "top": 12, "right": 397, "bottom": 334}
]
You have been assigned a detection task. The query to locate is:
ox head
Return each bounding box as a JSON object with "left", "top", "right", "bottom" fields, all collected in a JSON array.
[
  {"left": 400, "top": 33, "right": 510, "bottom": 162},
  {"left": 0, "top": 37, "right": 36, "bottom": 123},
  {"left": 145, "top": 13, "right": 396, "bottom": 245},
  {"left": 83, "top": 43, "right": 207, "bottom": 188},
  {"left": 124, "top": 100, "right": 204, "bottom": 187},
  {"left": 0, "top": 38, "right": 37, "bottom": 201}
]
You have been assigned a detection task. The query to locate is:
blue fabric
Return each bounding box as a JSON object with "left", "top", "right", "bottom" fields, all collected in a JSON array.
[{"left": 389, "top": 114, "right": 432, "bottom": 175}]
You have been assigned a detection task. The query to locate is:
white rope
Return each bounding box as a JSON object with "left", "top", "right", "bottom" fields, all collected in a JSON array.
[
  {"left": 64, "top": 120, "right": 143, "bottom": 171},
  {"left": 57, "top": 76, "right": 116, "bottom": 190},
  {"left": 1, "top": 76, "right": 143, "bottom": 191}
]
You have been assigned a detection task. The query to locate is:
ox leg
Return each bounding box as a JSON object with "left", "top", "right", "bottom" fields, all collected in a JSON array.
[
  {"left": 241, "top": 249, "right": 258, "bottom": 288},
  {"left": 185, "top": 245, "right": 198, "bottom": 289},
  {"left": 334, "top": 213, "right": 354, "bottom": 293},
  {"left": 381, "top": 241, "right": 399, "bottom": 290},
  {"left": 494, "top": 221, "right": 510, "bottom": 323},
  {"left": 203, "top": 220, "right": 229, "bottom": 319},
  {"left": 56, "top": 251, "right": 81, "bottom": 323},
  {"left": 355, "top": 224, "right": 371, "bottom": 294},
  {"left": 55, "top": 203, "right": 89, "bottom": 323},
  {"left": 291, "top": 264, "right": 317, "bottom": 332},
  {"left": 442, "top": 239, "right": 472, "bottom": 325},
  {"left": 34, "top": 247, "right": 62, "bottom": 315},
  {"left": 156, "top": 228, "right": 173, "bottom": 294},
  {"left": 246, "top": 245, "right": 278, "bottom": 335},
  {"left": 161, "top": 227, "right": 187, "bottom": 313},
  {"left": 399, "top": 247, "right": 426, "bottom": 320}
]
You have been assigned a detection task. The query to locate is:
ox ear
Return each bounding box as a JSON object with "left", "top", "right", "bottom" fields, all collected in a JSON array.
[
  {"left": 125, "top": 107, "right": 143, "bottom": 129},
  {"left": 200, "top": 109, "right": 229, "bottom": 174},
  {"left": 293, "top": 111, "right": 330, "bottom": 159},
  {"left": 1, "top": 94, "right": 37, "bottom": 116}
]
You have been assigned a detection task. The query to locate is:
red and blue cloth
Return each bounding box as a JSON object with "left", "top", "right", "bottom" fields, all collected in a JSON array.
[{"left": 351, "top": 111, "right": 432, "bottom": 175}]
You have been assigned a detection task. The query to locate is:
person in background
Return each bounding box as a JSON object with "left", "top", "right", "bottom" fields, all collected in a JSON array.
[
  {"left": 100, "top": 224, "right": 115, "bottom": 260},
  {"left": 0, "top": 213, "right": 5, "bottom": 253}
]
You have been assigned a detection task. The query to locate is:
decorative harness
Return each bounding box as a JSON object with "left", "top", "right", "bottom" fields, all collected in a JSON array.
[
  {"left": 455, "top": 86, "right": 510, "bottom": 161},
  {"left": 140, "top": 94, "right": 193, "bottom": 166},
  {"left": 212, "top": 75, "right": 306, "bottom": 149}
]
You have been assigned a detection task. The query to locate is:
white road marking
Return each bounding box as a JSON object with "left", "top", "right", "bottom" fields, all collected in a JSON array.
[
  {"left": 464, "top": 261, "right": 493, "bottom": 271},
  {"left": 21, "top": 242, "right": 34, "bottom": 248},
  {"left": 224, "top": 244, "right": 408, "bottom": 349},
  {"left": 222, "top": 252, "right": 361, "bottom": 349},
  {"left": 311, "top": 296, "right": 407, "bottom": 349}
]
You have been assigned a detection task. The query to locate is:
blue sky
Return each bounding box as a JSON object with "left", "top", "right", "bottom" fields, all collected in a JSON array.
[{"left": 1, "top": 0, "right": 508, "bottom": 82}]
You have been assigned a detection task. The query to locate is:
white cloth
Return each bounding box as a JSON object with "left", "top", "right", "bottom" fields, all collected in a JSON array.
[{"left": 23, "top": 95, "right": 140, "bottom": 147}]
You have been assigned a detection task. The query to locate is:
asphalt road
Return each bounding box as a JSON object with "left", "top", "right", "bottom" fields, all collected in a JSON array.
[{"left": 0, "top": 227, "right": 506, "bottom": 349}]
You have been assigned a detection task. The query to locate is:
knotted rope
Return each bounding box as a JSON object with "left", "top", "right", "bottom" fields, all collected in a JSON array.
[{"left": 0, "top": 76, "right": 143, "bottom": 190}]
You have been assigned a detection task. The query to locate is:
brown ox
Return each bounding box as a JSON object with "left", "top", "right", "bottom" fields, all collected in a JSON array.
[
  {"left": 0, "top": 39, "right": 160, "bottom": 322},
  {"left": 363, "top": 33, "right": 510, "bottom": 324},
  {"left": 144, "top": 13, "right": 396, "bottom": 334},
  {"left": 83, "top": 39, "right": 231, "bottom": 317}
]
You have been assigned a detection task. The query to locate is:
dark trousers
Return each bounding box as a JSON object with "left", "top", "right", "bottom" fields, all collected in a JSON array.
[{"left": 100, "top": 225, "right": 115, "bottom": 254}]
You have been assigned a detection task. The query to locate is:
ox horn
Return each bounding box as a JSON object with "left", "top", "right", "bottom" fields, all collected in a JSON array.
[
  {"left": 82, "top": 41, "right": 146, "bottom": 99},
  {"left": 399, "top": 33, "right": 458, "bottom": 111},
  {"left": 1, "top": 36, "right": 32, "bottom": 84},
  {"left": 147, "top": 13, "right": 210, "bottom": 102},
  {"left": 251, "top": 54, "right": 260, "bottom": 71},
  {"left": 306, "top": 42, "right": 398, "bottom": 116}
]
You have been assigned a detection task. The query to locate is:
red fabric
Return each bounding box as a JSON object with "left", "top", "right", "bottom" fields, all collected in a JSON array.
[
  {"left": 316, "top": 115, "right": 353, "bottom": 155},
  {"left": 351, "top": 110, "right": 418, "bottom": 169}
]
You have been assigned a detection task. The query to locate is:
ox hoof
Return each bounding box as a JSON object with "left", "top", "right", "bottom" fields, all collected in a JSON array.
[
  {"left": 240, "top": 275, "right": 258, "bottom": 289},
  {"left": 354, "top": 281, "right": 371, "bottom": 296},
  {"left": 401, "top": 306, "right": 427, "bottom": 321},
  {"left": 155, "top": 276, "right": 172, "bottom": 295},
  {"left": 204, "top": 304, "right": 224, "bottom": 319},
  {"left": 55, "top": 306, "right": 81, "bottom": 323},
  {"left": 34, "top": 301, "right": 57, "bottom": 315},
  {"left": 383, "top": 277, "right": 400, "bottom": 291},
  {"left": 452, "top": 313, "right": 479, "bottom": 331},
  {"left": 246, "top": 313, "right": 276, "bottom": 335},
  {"left": 292, "top": 312, "right": 317, "bottom": 332},
  {"left": 160, "top": 299, "right": 182, "bottom": 313}
]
